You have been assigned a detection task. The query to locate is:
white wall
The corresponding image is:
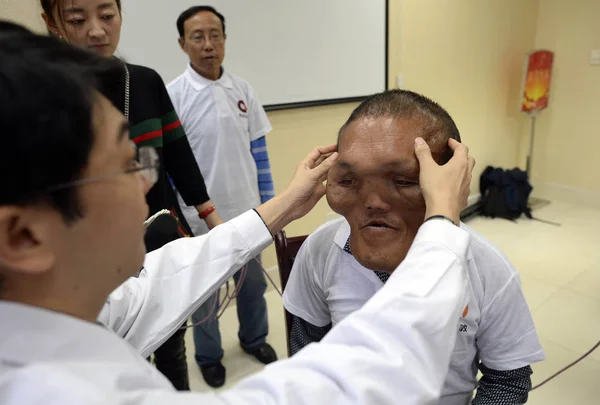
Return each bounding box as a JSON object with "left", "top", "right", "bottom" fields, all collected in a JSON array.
[
  {"left": 0, "top": 0, "right": 44, "bottom": 32},
  {"left": 521, "top": 0, "right": 600, "bottom": 207},
  {"left": 118, "top": 0, "right": 387, "bottom": 106}
]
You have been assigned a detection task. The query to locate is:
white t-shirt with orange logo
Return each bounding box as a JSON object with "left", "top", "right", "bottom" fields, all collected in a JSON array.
[{"left": 283, "top": 218, "right": 545, "bottom": 405}]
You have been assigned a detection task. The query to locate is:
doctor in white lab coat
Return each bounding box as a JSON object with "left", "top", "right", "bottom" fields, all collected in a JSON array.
[{"left": 0, "top": 24, "right": 475, "bottom": 405}]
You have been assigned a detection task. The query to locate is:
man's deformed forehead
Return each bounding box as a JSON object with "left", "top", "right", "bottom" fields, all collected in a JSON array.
[
  {"left": 339, "top": 115, "right": 422, "bottom": 151},
  {"left": 338, "top": 89, "right": 461, "bottom": 164}
]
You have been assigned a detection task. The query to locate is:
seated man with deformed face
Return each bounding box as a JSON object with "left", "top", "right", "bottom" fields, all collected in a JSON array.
[{"left": 283, "top": 90, "right": 545, "bottom": 405}]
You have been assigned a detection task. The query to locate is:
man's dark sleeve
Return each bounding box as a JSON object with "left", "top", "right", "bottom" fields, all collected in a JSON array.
[
  {"left": 157, "top": 74, "right": 210, "bottom": 207},
  {"left": 472, "top": 363, "right": 533, "bottom": 405},
  {"left": 289, "top": 314, "right": 332, "bottom": 356}
]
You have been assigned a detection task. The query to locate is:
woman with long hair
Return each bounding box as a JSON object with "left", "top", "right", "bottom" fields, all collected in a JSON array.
[{"left": 40, "top": 0, "right": 223, "bottom": 391}]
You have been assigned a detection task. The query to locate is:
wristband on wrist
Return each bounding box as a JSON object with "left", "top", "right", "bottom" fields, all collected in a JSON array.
[
  {"left": 199, "top": 205, "right": 216, "bottom": 220},
  {"left": 425, "top": 215, "right": 457, "bottom": 226}
]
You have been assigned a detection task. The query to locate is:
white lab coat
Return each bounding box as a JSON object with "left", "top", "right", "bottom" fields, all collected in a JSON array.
[{"left": 0, "top": 211, "right": 470, "bottom": 405}]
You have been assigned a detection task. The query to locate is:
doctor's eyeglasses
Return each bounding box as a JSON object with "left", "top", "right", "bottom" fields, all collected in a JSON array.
[{"left": 47, "top": 146, "right": 160, "bottom": 192}]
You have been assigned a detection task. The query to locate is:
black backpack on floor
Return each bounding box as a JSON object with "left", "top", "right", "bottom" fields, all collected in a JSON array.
[{"left": 480, "top": 166, "right": 533, "bottom": 220}]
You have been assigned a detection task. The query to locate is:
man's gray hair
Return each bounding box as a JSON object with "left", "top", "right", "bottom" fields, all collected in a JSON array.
[{"left": 339, "top": 89, "right": 461, "bottom": 164}]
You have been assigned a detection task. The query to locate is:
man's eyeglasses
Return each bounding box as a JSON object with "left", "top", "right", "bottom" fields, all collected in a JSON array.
[
  {"left": 47, "top": 147, "right": 160, "bottom": 192},
  {"left": 189, "top": 33, "right": 224, "bottom": 44}
]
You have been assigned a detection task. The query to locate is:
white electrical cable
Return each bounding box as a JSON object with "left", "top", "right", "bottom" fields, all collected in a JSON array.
[
  {"left": 144, "top": 209, "right": 171, "bottom": 227},
  {"left": 181, "top": 257, "right": 283, "bottom": 329}
]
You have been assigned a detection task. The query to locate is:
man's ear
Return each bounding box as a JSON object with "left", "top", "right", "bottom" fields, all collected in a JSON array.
[
  {"left": 178, "top": 37, "right": 187, "bottom": 53},
  {"left": 0, "top": 206, "right": 57, "bottom": 276}
]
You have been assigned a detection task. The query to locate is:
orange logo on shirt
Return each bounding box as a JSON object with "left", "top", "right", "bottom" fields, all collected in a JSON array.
[
  {"left": 462, "top": 305, "right": 469, "bottom": 318},
  {"left": 238, "top": 100, "right": 248, "bottom": 113}
]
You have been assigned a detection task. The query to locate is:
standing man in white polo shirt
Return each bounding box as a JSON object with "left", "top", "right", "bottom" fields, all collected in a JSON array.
[{"left": 167, "top": 6, "right": 276, "bottom": 388}]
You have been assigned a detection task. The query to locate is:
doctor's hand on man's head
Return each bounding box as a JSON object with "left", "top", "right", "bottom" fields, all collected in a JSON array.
[
  {"left": 415, "top": 137, "right": 475, "bottom": 226},
  {"left": 255, "top": 145, "right": 338, "bottom": 236},
  {"left": 281, "top": 144, "right": 339, "bottom": 221}
]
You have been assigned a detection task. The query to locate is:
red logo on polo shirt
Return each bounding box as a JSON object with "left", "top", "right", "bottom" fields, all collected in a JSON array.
[{"left": 238, "top": 100, "right": 248, "bottom": 113}]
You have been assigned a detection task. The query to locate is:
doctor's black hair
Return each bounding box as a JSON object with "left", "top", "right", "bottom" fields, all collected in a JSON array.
[
  {"left": 177, "top": 5, "right": 226, "bottom": 38},
  {"left": 0, "top": 21, "right": 123, "bottom": 221},
  {"left": 338, "top": 89, "right": 461, "bottom": 165}
]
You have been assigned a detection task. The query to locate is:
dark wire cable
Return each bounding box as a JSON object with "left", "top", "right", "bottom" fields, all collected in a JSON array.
[{"left": 531, "top": 339, "right": 600, "bottom": 391}]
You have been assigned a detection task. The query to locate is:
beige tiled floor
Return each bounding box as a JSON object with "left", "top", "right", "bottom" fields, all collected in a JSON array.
[{"left": 185, "top": 200, "right": 600, "bottom": 403}]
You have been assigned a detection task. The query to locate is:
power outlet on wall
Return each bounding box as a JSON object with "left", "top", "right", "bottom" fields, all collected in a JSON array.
[
  {"left": 396, "top": 73, "right": 404, "bottom": 88},
  {"left": 590, "top": 49, "right": 600, "bottom": 65}
]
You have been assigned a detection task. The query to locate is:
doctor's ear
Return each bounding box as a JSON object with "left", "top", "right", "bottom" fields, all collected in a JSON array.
[{"left": 0, "top": 206, "right": 57, "bottom": 276}]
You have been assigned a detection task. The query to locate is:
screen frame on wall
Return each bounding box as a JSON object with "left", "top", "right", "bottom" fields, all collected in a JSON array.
[{"left": 263, "top": 0, "right": 389, "bottom": 112}]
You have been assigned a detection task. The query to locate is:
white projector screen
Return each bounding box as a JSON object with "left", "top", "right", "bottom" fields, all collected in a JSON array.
[{"left": 118, "top": 0, "right": 388, "bottom": 110}]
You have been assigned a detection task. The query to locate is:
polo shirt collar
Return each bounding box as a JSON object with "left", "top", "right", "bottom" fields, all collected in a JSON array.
[
  {"left": 333, "top": 218, "right": 351, "bottom": 249},
  {"left": 186, "top": 64, "right": 233, "bottom": 90}
]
